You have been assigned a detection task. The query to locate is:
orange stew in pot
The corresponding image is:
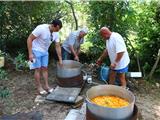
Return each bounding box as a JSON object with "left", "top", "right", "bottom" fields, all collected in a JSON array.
[{"left": 91, "top": 95, "right": 129, "bottom": 108}]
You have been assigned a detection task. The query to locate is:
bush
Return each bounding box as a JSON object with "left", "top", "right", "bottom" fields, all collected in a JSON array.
[
  {"left": 14, "top": 53, "right": 29, "bottom": 71},
  {"left": 0, "top": 68, "right": 8, "bottom": 81},
  {"left": 0, "top": 68, "right": 10, "bottom": 99},
  {"left": 0, "top": 87, "right": 10, "bottom": 99}
]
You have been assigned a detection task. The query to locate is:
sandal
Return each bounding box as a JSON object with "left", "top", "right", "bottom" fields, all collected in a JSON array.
[
  {"left": 47, "top": 88, "right": 54, "bottom": 93},
  {"left": 39, "top": 88, "right": 48, "bottom": 95}
]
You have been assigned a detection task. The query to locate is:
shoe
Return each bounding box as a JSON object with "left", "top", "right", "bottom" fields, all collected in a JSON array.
[
  {"left": 48, "top": 88, "right": 54, "bottom": 93},
  {"left": 39, "top": 88, "right": 48, "bottom": 95}
]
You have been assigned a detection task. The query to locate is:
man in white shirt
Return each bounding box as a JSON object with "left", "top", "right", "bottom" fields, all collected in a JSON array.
[
  {"left": 96, "top": 27, "right": 130, "bottom": 87},
  {"left": 27, "top": 19, "right": 62, "bottom": 95},
  {"left": 62, "top": 28, "right": 88, "bottom": 61}
]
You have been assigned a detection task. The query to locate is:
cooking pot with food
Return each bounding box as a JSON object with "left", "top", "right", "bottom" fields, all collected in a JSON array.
[{"left": 86, "top": 85, "right": 135, "bottom": 120}]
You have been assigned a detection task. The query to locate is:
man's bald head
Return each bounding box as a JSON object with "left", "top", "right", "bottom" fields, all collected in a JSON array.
[
  {"left": 100, "top": 27, "right": 112, "bottom": 40},
  {"left": 100, "top": 27, "right": 110, "bottom": 32}
]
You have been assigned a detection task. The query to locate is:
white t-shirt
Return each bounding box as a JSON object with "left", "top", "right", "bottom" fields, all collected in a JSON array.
[
  {"left": 106, "top": 32, "right": 130, "bottom": 70},
  {"left": 32, "top": 24, "right": 59, "bottom": 52},
  {"left": 62, "top": 30, "right": 84, "bottom": 53}
]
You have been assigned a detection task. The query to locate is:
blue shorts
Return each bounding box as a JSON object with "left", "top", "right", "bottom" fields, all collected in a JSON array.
[
  {"left": 31, "top": 50, "right": 49, "bottom": 69},
  {"left": 113, "top": 66, "right": 128, "bottom": 73}
]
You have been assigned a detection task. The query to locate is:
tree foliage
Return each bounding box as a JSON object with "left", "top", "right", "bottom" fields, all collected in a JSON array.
[
  {"left": 135, "top": 1, "right": 160, "bottom": 73},
  {"left": 85, "top": 1, "right": 160, "bottom": 74},
  {"left": 86, "top": 1, "right": 136, "bottom": 63},
  {"left": 0, "top": 1, "right": 69, "bottom": 56},
  {"left": 0, "top": 1, "right": 160, "bottom": 74}
]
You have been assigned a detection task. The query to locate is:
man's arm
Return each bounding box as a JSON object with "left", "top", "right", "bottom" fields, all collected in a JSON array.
[
  {"left": 76, "top": 46, "right": 81, "bottom": 55},
  {"left": 27, "top": 34, "right": 36, "bottom": 61},
  {"left": 67, "top": 32, "right": 79, "bottom": 61},
  {"left": 110, "top": 52, "right": 124, "bottom": 69},
  {"left": 96, "top": 49, "right": 108, "bottom": 65},
  {"left": 115, "top": 52, "right": 124, "bottom": 63},
  {"left": 69, "top": 45, "right": 79, "bottom": 61},
  {"left": 55, "top": 42, "right": 62, "bottom": 65}
]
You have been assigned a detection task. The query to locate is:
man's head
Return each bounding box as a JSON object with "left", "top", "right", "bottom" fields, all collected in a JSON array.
[
  {"left": 100, "top": 27, "right": 112, "bottom": 40},
  {"left": 50, "top": 19, "right": 62, "bottom": 32},
  {"left": 79, "top": 27, "right": 88, "bottom": 38}
]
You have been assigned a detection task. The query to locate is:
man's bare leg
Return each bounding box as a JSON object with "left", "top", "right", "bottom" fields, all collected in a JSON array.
[
  {"left": 118, "top": 73, "right": 126, "bottom": 87},
  {"left": 109, "top": 70, "right": 116, "bottom": 85},
  {"left": 42, "top": 67, "right": 49, "bottom": 90},
  {"left": 34, "top": 68, "right": 42, "bottom": 92}
]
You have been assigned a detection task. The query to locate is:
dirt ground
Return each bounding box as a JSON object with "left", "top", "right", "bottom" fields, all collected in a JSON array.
[{"left": 1, "top": 63, "right": 160, "bottom": 120}]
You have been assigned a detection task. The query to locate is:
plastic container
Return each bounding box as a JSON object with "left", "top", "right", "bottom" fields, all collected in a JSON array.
[
  {"left": 100, "top": 65, "right": 120, "bottom": 85},
  {"left": 28, "top": 58, "right": 36, "bottom": 70},
  {"left": 100, "top": 65, "right": 109, "bottom": 82}
]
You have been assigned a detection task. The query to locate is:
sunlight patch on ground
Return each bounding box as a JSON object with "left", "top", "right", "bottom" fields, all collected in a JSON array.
[{"left": 154, "top": 105, "right": 160, "bottom": 117}]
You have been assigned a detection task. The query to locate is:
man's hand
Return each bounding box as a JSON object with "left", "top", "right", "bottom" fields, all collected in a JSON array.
[
  {"left": 110, "top": 63, "right": 117, "bottom": 69},
  {"left": 96, "top": 49, "right": 108, "bottom": 66},
  {"left": 58, "top": 59, "right": 63, "bottom": 67},
  {"left": 74, "top": 55, "right": 79, "bottom": 61},
  {"left": 96, "top": 58, "right": 102, "bottom": 66},
  {"left": 27, "top": 34, "right": 37, "bottom": 62},
  {"left": 29, "top": 53, "right": 34, "bottom": 62}
]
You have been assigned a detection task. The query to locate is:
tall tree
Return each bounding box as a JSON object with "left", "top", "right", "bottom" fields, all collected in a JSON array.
[{"left": 65, "top": 0, "right": 78, "bottom": 30}]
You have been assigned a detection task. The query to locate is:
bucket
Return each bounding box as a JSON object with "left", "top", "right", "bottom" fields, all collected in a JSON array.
[
  {"left": 100, "top": 66, "right": 109, "bottom": 81},
  {"left": 100, "top": 66, "right": 120, "bottom": 85}
]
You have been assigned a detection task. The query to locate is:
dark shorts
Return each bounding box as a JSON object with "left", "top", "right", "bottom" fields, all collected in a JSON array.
[{"left": 62, "top": 47, "right": 74, "bottom": 60}]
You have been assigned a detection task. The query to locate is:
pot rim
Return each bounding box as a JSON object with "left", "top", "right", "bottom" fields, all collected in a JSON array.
[{"left": 57, "top": 60, "right": 83, "bottom": 69}]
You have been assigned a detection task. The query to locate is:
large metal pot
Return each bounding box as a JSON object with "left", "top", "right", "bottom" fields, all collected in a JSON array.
[
  {"left": 57, "top": 60, "right": 82, "bottom": 78},
  {"left": 86, "top": 85, "right": 135, "bottom": 120}
]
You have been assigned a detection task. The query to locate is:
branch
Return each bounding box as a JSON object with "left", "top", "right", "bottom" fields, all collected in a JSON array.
[
  {"left": 147, "top": 49, "right": 160, "bottom": 80},
  {"left": 65, "top": 0, "right": 78, "bottom": 30}
]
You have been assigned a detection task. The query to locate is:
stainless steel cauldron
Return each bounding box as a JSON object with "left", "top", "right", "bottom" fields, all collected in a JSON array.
[
  {"left": 57, "top": 60, "right": 82, "bottom": 78},
  {"left": 86, "top": 85, "right": 135, "bottom": 120}
]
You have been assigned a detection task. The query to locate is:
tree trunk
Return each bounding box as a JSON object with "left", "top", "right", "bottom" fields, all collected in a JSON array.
[
  {"left": 136, "top": 53, "right": 141, "bottom": 72},
  {"left": 147, "top": 49, "right": 160, "bottom": 80},
  {"left": 65, "top": 1, "right": 78, "bottom": 30}
]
